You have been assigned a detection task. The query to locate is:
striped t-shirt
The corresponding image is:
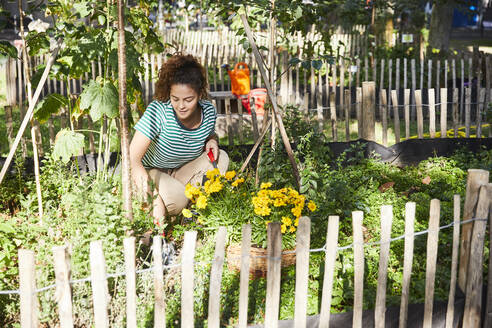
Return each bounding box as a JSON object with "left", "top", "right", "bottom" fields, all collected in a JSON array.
[{"left": 134, "top": 99, "right": 217, "bottom": 169}]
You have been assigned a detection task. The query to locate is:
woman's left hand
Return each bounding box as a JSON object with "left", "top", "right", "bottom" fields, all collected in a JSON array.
[{"left": 205, "top": 138, "right": 219, "bottom": 161}]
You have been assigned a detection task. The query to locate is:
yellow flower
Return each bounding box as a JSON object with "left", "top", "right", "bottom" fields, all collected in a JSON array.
[
  {"left": 203, "top": 180, "right": 212, "bottom": 193},
  {"left": 196, "top": 195, "right": 208, "bottom": 209},
  {"left": 281, "top": 216, "right": 292, "bottom": 226},
  {"left": 182, "top": 208, "right": 192, "bottom": 218},
  {"left": 273, "top": 198, "right": 287, "bottom": 207},
  {"left": 291, "top": 206, "right": 302, "bottom": 218},
  {"left": 231, "top": 177, "right": 245, "bottom": 187},
  {"left": 289, "top": 226, "right": 296, "bottom": 233},
  {"left": 254, "top": 206, "right": 271, "bottom": 216},
  {"left": 260, "top": 182, "right": 272, "bottom": 189},
  {"left": 206, "top": 168, "right": 220, "bottom": 180},
  {"left": 281, "top": 224, "right": 287, "bottom": 233},
  {"left": 184, "top": 184, "right": 200, "bottom": 200},
  {"left": 295, "top": 218, "right": 299, "bottom": 226},
  {"left": 307, "top": 200, "right": 317, "bottom": 212},
  {"left": 208, "top": 180, "right": 223, "bottom": 194},
  {"left": 225, "top": 170, "right": 236, "bottom": 181}
]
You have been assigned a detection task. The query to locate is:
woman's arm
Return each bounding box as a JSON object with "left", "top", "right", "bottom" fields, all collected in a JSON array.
[
  {"left": 130, "top": 131, "right": 167, "bottom": 218},
  {"left": 204, "top": 132, "right": 219, "bottom": 160}
]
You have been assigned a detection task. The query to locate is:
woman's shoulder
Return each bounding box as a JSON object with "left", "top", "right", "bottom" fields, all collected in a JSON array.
[
  {"left": 199, "top": 99, "right": 216, "bottom": 114},
  {"left": 147, "top": 99, "right": 172, "bottom": 112}
]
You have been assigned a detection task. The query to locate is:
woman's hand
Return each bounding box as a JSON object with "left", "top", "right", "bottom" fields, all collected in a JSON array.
[{"left": 205, "top": 137, "right": 219, "bottom": 161}]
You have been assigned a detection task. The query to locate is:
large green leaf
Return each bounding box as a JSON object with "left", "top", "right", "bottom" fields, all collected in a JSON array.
[
  {"left": 34, "top": 93, "right": 68, "bottom": 123},
  {"left": 53, "top": 129, "right": 85, "bottom": 164},
  {"left": 0, "top": 222, "right": 15, "bottom": 234},
  {"left": 0, "top": 41, "right": 18, "bottom": 58},
  {"left": 80, "top": 80, "right": 119, "bottom": 121}
]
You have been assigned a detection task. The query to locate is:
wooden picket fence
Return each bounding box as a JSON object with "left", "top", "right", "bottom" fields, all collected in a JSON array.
[
  {"left": 14, "top": 169, "right": 492, "bottom": 327},
  {"left": 1, "top": 39, "right": 491, "bottom": 156}
]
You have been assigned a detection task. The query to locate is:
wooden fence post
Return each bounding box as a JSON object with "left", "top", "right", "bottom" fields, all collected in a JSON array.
[
  {"left": 380, "top": 89, "right": 388, "bottom": 146},
  {"left": 89, "top": 241, "right": 109, "bottom": 328},
  {"left": 423, "top": 199, "right": 441, "bottom": 328},
  {"left": 19, "top": 249, "right": 38, "bottom": 328},
  {"left": 319, "top": 216, "right": 339, "bottom": 328},
  {"left": 294, "top": 217, "right": 311, "bottom": 328},
  {"left": 415, "top": 90, "right": 423, "bottom": 139},
  {"left": 52, "top": 246, "right": 74, "bottom": 328},
  {"left": 404, "top": 89, "right": 410, "bottom": 139},
  {"left": 391, "top": 90, "right": 400, "bottom": 143},
  {"left": 330, "top": 92, "right": 337, "bottom": 141},
  {"left": 153, "top": 236, "right": 166, "bottom": 327},
  {"left": 123, "top": 237, "right": 137, "bottom": 328},
  {"left": 208, "top": 227, "right": 227, "bottom": 328},
  {"left": 344, "top": 89, "right": 350, "bottom": 141},
  {"left": 238, "top": 224, "right": 252, "bottom": 328},
  {"left": 265, "top": 222, "right": 282, "bottom": 328},
  {"left": 458, "top": 169, "right": 490, "bottom": 292},
  {"left": 445, "top": 195, "right": 461, "bottom": 328},
  {"left": 440, "top": 88, "right": 447, "bottom": 138},
  {"left": 361, "top": 81, "right": 375, "bottom": 140},
  {"left": 399, "top": 202, "right": 416, "bottom": 328},
  {"left": 181, "top": 231, "right": 198, "bottom": 328},
  {"left": 356, "top": 87, "right": 362, "bottom": 138},
  {"left": 375, "top": 205, "right": 393, "bottom": 328},
  {"left": 486, "top": 187, "right": 492, "bottom": 327},
  {"left": 352, "top": 211, "right": 364, "bottom": 328},
  {"left": 428, "top": 88, "right": 436, "bottom": 138},
  {"left": 462, "top": 184, "right": 491, "bottom": 328},
  {"left": 5, "top": 105, "right": 14, "bottom": 148}
]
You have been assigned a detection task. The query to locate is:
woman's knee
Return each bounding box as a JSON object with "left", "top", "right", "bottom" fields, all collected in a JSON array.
[
  {"left": 164, "top": 193, "right": 189, "bottom": 216},
  {"left": 217, "top": 149, "right": 229, "bottom": 174}
]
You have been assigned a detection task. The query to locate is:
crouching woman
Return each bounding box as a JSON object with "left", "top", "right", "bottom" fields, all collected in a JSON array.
[{"left": 130, "top": 54, "right": 229, "bottom": 219}]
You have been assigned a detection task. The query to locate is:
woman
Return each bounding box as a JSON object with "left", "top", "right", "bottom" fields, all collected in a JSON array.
[{"left": 130, "top": 54, "right": 229, "bottom": 219}]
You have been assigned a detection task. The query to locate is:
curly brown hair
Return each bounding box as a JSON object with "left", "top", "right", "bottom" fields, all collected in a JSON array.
[{"left": 154, "top": 53, "right": 209, "bottom": 101}]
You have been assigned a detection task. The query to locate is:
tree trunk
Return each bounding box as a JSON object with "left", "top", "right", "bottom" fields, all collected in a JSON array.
[
  {"left": 117, "top": 0, "right": 133, "bottom": 221},
  {"left": 428, "top": 0, "right": 455, "bottom": 53}
]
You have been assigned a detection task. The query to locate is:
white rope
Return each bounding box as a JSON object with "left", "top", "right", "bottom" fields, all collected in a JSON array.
[{"left": 0, "top": 217, "right": 486, "bottom": 296}]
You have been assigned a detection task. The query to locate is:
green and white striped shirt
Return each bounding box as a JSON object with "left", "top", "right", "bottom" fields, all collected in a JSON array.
[{"left": 134, "top": 99, "right": 216, "bottom": 169}]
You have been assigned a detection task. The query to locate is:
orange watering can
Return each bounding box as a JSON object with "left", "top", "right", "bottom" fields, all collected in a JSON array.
[{"left": 227, "top": 62, "right": 250, "bottom": 96}]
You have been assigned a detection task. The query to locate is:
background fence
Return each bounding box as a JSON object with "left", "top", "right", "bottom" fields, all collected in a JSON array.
[{"left": 8, "top": 169, "right": 492, "bottom": 327}]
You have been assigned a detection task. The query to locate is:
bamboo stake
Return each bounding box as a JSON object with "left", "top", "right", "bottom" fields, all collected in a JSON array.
[{"left": 240, "top": 14, "right": 300, "bottom": 188}]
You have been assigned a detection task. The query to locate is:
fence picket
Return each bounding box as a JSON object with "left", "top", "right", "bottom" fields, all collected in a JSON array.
[
  {"left": 362, "top": 81, "right": 375, "bottom": 141},
  {"left": 445, "top": 195, "right": 461, "bottom": 328},
  {"left": 344, "top": 89, "right": 350, "bottom": 141},
  {"left": 238, "top": 225, "right": 252, "bottom": 328},
  {"left": 391, "top": 90, "right": 400, "bottom": 143},
  {"left": 462, "top": 184, "right": 491, "bottom": 327},
  {"left": 352, "top": 211, "right": 364, "bottom": 328},
  {"left": 465, "top": 87, "right": 471, "bottom": 137},
  {"left": 52, "top": 246, "right": 74, "bottom": 328},
  {"left": 19, "top": 249, "right": 38, "bottom": 328},
  {"left": 153, "top": 236, "right": 166, "bottom": 327},
  {"left": 225, "top": 98, "right": 233, "bottom": 145},
  {"left": 319, "top": 216, "right": 339, "bottom": 328},
  {"left": 330, "top": 92, "right": 337, "bottom": 141},
  {"left": 429, "top": 88, "right": 436, "bottom": 138},
  {"left": 380, "top": 89, "right": 388, "bottom": 146},
  {"left": 294, "top": 217, "right": 311, "bottom": 328},
  {"left": 182, "top": 231, "right": 198, "bottom": 328},
  {"left": 477, "top": 88, "right": 485, "bottom": 138},
  {"left": 123, "top": 237, "right": 137, "bottom": 328},
  {"left": 375, "top": 205, "right": 393, "bottom": 328},
  {"left": 415, "top": 90, "right": 423, "bottom": 138},
  {"left": 265, "top": 222, "right": 282, "bottom": 328},
  {"left": 404, "top": 89, "right": 410, "bottom": 139},
  {"left": 89, "top": 241, "right": 109, "bottom": 328},
  {"left": 356, "top": 87, "right": 362, "bottom": 138},
  {"left": 208, "top": 227, "right": 227, "bottom": 328},
  {"left": 423, "top": 199, "right": 441, "bottom": 328},
  {"left": 440, "top": 88, "right": 448, "bottom": 138},
  {"left": 399, "top": 202, "right": 416, "bottom": 328}
]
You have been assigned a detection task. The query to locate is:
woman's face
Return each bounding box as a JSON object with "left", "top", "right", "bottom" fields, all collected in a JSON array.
[{"left": 170, "top": 84, "right": 200, "bottom": 122}]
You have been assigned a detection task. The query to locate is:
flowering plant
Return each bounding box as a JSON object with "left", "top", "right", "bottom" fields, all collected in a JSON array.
[{"left": 181, "top": 169, "right": 316, "bottom": 249}]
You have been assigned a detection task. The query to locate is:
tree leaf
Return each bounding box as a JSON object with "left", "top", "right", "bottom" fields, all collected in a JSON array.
[
  {"left": 73, "top": 2, "right": 91, "bottom": 18},
  {"left": 80, "top": 80, "right": 119, "bottom": 121},
  {"left": 34, "top": 93, "right": 68, "bottom": 123},
  {"left": 0, "top": 222, "right": 15, "bottom": 234},
  {"left": 311, "top": 59, "right": 322, "bottom": 70},
  {"left": 0, "top": 40, "right": 18, "bottom": 58},
  {"left": 53, "top": 129, "right": 85, "bottom": 164}
]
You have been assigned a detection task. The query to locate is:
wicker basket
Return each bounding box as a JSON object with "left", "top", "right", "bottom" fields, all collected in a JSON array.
[{"left": 226, "top": 244, "right": 296, "bottom": 278}]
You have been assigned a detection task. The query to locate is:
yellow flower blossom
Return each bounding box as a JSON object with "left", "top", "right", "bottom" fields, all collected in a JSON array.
[
  {"left": 260, "top": 182, "right": 272, "bottom": 189},
  {"left": 231, "top": 177, "right": 245, "bottom": 187},
  {"left": 206, "top": 168, "right": 220, "bottom": 180},
  {"left": 281, "top": 224, "right": 287, "bottom": 233},
  {"left": 273, "top": 198, "right": 287, "bottom": 207},
  {"left": 203, "top": 180, "right": 212, "bottom": 193},
  {"left": 182, "top": 208, "right": 192, "bottom": 218},
  {"left": 184, "top": 184, "right": 200, "bottom": 200},
  {"left": 281, "top": 216, "right": 292, "bottom": 226},
  {"left": 196, "top": 195, "right": 208, "bottom": 209},
  {"left": 254, "top": 206, "right": 271, "bottom": 216},
  {"left": 291, "top": 206, "right": 302, "bottom": 218},
  {"left": 295, "top": 218, "right": 299, "bottom": 226},
  {"left": 208, "top": 180, "right": 223, "bottom": 194},
  {"left": 225, "top": 170, "right": 236, "bottom": 181},
  {"left": 289, "top": 226, "right": 296, "bottom": 233},
  {"left": 307, "top": 200, "right": 317, "bottom": 212}
]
